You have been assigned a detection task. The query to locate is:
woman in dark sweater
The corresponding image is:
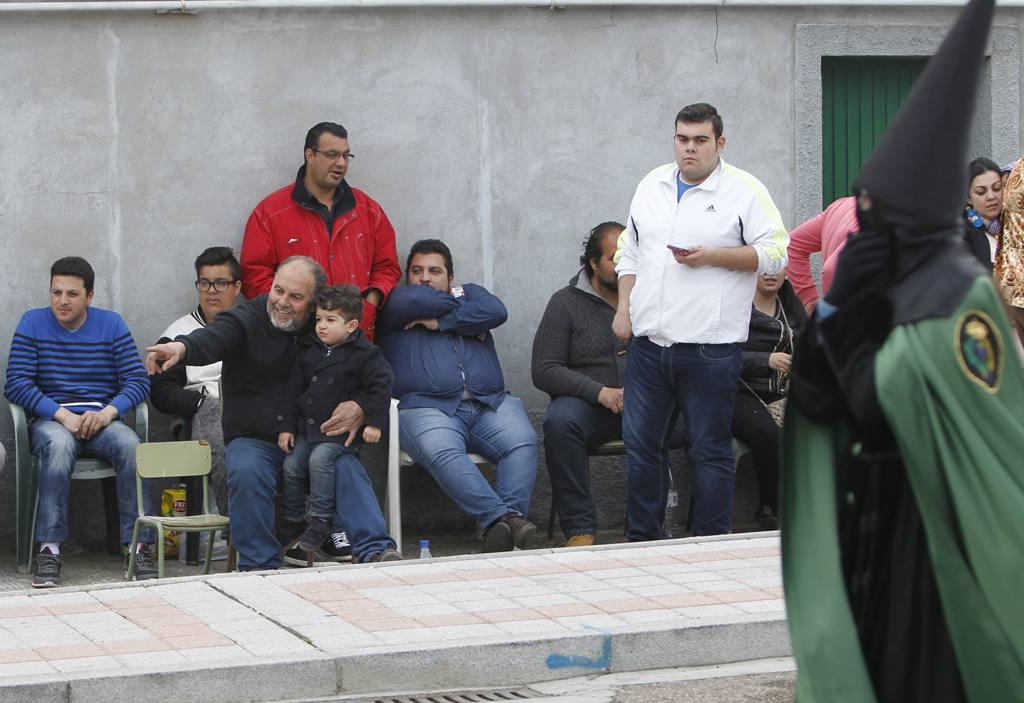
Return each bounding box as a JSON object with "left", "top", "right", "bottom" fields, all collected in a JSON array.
[{"left": 731, "top": 272, "right": 806, "bottom": 529}]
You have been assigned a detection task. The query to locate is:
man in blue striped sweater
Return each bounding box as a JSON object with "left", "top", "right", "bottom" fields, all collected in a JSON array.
[{"left": 4, "top": 257, "right": 155, "bottom": 587}]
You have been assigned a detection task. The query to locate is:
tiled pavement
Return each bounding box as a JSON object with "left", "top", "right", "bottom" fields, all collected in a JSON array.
[{"left": 0, "top": 533, "right": 789, "bottom": 703}]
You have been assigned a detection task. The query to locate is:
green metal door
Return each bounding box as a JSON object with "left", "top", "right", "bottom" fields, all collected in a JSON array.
[{"left": 821, "top": 57, "right": 928, "bottom": 208}]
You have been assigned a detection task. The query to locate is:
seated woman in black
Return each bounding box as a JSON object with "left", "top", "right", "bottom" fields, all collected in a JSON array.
[
  {"left": 963, "top": 157, "right": 1003, "bottom": 270},
  {"left": 731, "top": 271, "right": 806, "bottom": 530}
]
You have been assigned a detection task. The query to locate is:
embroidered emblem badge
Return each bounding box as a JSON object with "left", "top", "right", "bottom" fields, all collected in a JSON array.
[{"left": 956, "top": 310, "right": 1003, "bottom": 392}]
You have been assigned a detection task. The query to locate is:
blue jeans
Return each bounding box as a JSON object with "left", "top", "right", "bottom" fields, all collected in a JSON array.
[
  {"left": 623, "top": 337, "right": 741, "bottom": 539},
  {"left": 282, "top": 438, "right": 349, "bottom": 522},
  {"left": 399, "top": 396, "right": 538, "bottom": 532},
  {"left": 225, "top": 437, "right": 394, "bottom": 570},
  {"left": 543, "top": 396, "right": 622, "bottom": 538},
  {"left": 30, "top": 419, "right": 153, "bottom": 545}
]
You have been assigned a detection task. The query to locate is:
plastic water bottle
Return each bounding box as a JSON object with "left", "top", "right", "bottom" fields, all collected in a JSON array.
[
  {"left": 664, "top": 476, "right": 679, "bottom": 539},
  {"left": 419, "top": 539, "right": 432, "bottom": 559}
]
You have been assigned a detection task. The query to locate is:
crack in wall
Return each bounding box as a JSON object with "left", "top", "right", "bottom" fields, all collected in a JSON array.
[{"left": 104, "top": 23, "right": 123, "bottom": 312}]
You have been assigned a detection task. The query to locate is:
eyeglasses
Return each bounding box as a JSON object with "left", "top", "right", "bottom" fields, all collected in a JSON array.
[
  {"left": 195, "top": 278, "right": 236, "bottom": 293},
  {"left": 312, "top": 149, "right": 355, "bottom": 162}
]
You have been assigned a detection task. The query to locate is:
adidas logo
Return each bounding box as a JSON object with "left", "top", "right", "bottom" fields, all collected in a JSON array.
[{"left": 704, "top": 205, "right": 717, "bottom": 213}]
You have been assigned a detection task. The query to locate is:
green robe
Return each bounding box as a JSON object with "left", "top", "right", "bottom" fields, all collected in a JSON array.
[{"left": 782, "top": 277, "right": 1024, "bottom": 702}]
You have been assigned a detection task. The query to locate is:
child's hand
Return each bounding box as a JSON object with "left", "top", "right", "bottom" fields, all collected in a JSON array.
[
  {"left": 277, "top": 432, "right": 294, "bottom": 453},
  {"left": 362, "top": 426, "right": 382, "bottom": 444}
]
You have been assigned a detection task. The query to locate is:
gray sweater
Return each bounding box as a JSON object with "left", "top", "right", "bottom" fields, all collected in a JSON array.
[{"left": 531, "top": 271, "right": 626, "bottom": 403}]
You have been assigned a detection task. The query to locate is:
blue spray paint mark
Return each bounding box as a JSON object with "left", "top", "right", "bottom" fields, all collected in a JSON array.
[{"left": 546, "top": 632, "right": 612, "bottom": 670}]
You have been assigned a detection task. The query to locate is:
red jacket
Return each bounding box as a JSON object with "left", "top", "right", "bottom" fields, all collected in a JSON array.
[{"left": 241, "top": 181, "right": 401, "bottom": 339}]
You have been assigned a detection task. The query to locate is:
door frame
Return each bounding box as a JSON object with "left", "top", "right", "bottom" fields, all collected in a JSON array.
[{"left": 794, "top": 22, "right": 1019, "bottom": 225}]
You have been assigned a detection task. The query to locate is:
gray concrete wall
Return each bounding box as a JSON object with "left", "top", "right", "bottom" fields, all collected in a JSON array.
[{"left": 1, "top": 4, "right": 1021, "bottom": 541}]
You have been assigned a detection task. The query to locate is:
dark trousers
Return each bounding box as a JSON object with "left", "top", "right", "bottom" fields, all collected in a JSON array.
[
  {"left": 543, "top": 396, "right": 622, "bottom": 538},
  {"left": 623, "top": 336, "right": 741, "bottom": 539},
  {"left": 730, "top": 390, "right": 781, "bottom": 511}
]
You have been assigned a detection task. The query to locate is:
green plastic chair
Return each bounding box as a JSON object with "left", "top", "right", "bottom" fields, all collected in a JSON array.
[
  {"left": 7, "top": 400, "right": 148, "bottom": 574},
  {"left": 126, "top": 440, "right": 230, "bottom": 579}
]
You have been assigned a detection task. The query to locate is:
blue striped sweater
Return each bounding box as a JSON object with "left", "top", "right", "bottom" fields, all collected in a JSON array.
[{"left": 4, "top": 307, "right": 150, "bottom": 420}]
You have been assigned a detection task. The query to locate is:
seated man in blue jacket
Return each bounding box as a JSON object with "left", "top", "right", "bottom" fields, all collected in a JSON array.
[{"left": 378, "top": 239, "right": 539, "bottom": 551}]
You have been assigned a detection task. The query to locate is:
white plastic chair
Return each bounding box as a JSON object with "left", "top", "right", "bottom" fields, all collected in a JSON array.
[{"left": 386, "top": 398, "right": 490, "bottom": 552}]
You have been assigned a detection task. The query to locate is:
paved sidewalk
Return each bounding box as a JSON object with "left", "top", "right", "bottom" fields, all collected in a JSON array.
[{"left": 0, "top": 533, "right": 789, "bottom": 703}]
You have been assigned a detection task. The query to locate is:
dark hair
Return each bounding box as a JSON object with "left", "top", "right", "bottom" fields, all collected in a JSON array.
[
  {"left": 193, "top": 246, "right": 240, "bottom": 281},
  {"left": 316, "top": 284, "right": 364, "bottom": 322},
  {"left": 580, "top": 222, "right": 625, "bottom": 277},
  {"left": 50, "top": 256, "right": 95, "bottom": 292},
  {"left": 279, "top": 255, "right": 327, "bottom": 299},
  {"left": 968, "top": 157, "right": 1001, "bottom": 187},
  {"left": 675, "top": 103, "right": 723, "bottom": 140},
  {"left": 304, "top": 122, "right": 348, "bottom": 153},
  {"left": 405, "top": 239, "right": 454, "bottom": 280}
]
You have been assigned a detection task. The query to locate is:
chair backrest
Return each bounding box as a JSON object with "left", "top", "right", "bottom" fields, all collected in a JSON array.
[
  {"left": 136, "top": 441, "right": 212, "bottom": 479},
  {"left": 6, "top": 401, "right": 30, "bottom": 466},
  {"left": 7, "top": 400, "right": 27, "bottom": 437}
]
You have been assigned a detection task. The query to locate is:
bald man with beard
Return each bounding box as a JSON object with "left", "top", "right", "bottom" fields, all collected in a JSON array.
[{"left": 146, "top": 256, "right": 401, "bottom": 569}]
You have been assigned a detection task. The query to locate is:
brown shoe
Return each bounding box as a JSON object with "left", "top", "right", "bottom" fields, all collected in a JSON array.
[
  {"left": 565, "top": 534, "right": 596, "bottom": 548},
  {"left": 364, "top": 547, "right": 403, "bottom": 563},
  {"left": 483, "top": 517, "right": 514, "bottom": 552},
  {"left": 502, "top": 514, "right": 537, "bottom": 550}
]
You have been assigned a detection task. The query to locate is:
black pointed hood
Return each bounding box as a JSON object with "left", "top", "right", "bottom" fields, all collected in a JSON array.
[{"left": 852, "top": 0, "right": 996, "bottom": 231}]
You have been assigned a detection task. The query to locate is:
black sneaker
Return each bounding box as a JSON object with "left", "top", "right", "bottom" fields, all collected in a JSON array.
[
  {"left": 32, "top": 547, "right": 62, "bottom": 588},
  {"left": 321, "top": 530, "right": 353, "bottom": 563},
  {"left": 363, "top": 547, "right": 403, "bottom": 563},
  {"left": 299, "top": 517, "right": 332, "bottom": 552},
  {"left": 278, "top": 519, "right": 307, "bottom": 550},
  {"left": 125, "top": 544, "right": 159, "bottom": 581}
]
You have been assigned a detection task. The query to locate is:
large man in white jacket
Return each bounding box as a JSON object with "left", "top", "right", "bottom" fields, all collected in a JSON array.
[{"left": 612, "top": 103, "right": 789, "bottom": 538}]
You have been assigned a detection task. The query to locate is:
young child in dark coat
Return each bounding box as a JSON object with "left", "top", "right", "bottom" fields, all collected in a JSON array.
[{"left": 277, "top": 284, "right": 394, "bottom": 553}]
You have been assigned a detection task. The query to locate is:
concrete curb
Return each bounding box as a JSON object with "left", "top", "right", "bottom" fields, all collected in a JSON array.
[
  {"left": 0, "top": 655, "right": 338, "bottom": 703},
  {"left": 334, "top": 617, "right": 790, "bottom": 694}
]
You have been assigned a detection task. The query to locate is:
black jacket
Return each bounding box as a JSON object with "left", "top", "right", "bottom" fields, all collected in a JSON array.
[
  {"left": 150, "top": 309, "right": 208, "bottom": 420},
  {"left": 277, "top": 328, "right": 393, "bottom": 444},
  {"left": 149, "top": 358, "right": 202, "bottom": 420},
  {"left": 740, "top": 281, "right": 807, "bottom": 399},
  {"left": 177, "top": 295, "right": 311, "bottom": 444},
  {"left": 962, "top": 217, "right": 995, "bottom": 272}
]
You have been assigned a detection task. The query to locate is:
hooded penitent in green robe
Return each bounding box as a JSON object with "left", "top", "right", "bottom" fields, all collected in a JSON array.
[{"left": 782, "top": 277, "right": 1024, "bottom": 702}]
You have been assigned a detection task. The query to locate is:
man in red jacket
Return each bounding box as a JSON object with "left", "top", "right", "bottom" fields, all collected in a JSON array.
[{"left": 241, "top": 122, "right": 401, "bottom": 339}]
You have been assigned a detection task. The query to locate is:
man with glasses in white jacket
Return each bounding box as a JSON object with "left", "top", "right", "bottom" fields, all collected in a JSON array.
[
  {"left": 612, "top": 102, "right": 789, "bottom": 539},
  {"left": 150, "top": 247, "right": 242, "bottom": 523}
]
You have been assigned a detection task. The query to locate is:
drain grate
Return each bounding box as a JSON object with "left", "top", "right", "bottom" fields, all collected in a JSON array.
[{"left": 369, "top": 687, "right": 544, "bottom": 703}]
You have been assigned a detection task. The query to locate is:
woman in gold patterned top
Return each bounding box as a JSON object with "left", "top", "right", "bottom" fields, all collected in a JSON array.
[{"left": 996, "top": 158, "right": 1024, "bottom": 345}]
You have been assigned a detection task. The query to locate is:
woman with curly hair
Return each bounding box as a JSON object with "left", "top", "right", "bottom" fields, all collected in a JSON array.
[{"left": 995, "top": 157, "right": 1024, "bottom": 345}]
